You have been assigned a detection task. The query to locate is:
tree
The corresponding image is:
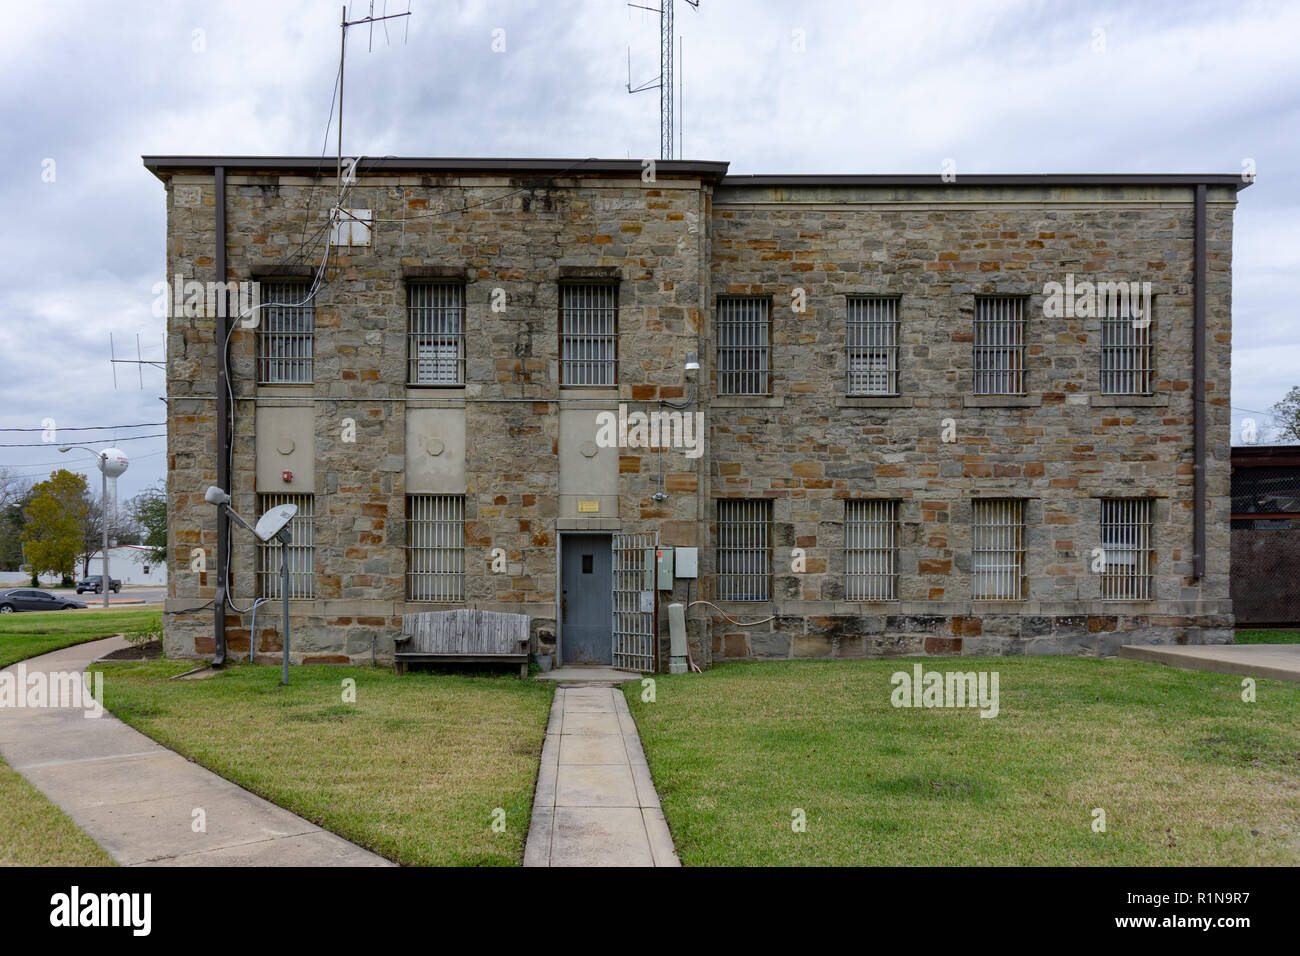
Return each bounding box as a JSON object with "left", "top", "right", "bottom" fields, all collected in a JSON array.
[
  {"left": 0, "top": 469, "right": 32, "bottom": 572},
  {"left": 128, "top": 485, "right": 168, "bottom": 565},
  {"left": 1270, "top": 387, "right": 1300, "bottom": 444},
  {"left": 20, "top": 470, "right": 88, "bottom": 584}
]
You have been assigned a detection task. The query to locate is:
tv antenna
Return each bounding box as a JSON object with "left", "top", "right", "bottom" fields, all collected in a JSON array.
[
  {"left": 626, "top": 0, "right": 699, "bottom": 160},
  {"left": 108, "top": 332, "right": 166, "bottom": 390},
  {"left": 337, "top": 1, "right": 413, "bottom": 195}
]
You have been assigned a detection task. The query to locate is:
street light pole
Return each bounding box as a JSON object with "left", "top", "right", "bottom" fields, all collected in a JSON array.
[{"left": 99, "top": 453, "right": 109, "bottom": 609}]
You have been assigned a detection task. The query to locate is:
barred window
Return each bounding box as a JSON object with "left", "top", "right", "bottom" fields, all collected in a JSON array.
[
  {"left": 847, "top": 297, "right": 900, "bottom": 396},
  {"left": 845, "top": 499, "right": 898, "bottom": 600},
  {"left": 408, "top": 282, "right": 465, "bottom": 385},
  {"left": 257, "top": 493, "right": 314, "bottom": 599},
  {"left": 1100, "top": 498, "right": 1152, "bottom": 600},
  {"left": 257, "top": 281, "right": 314, "bottom": 384},
  {"left": 717, "top": 296, "right": 770, "bottom": 395},
  {"left": 560, "top": 283, "right": 617, "bottom": 386},
  {"left": 973, "top": 297, "right": 1025, "bottom": 395},
  {"left": 717, "top": 499, "right": 771, "bottom": 601},
  {"left": 971, "top": 498, "right": 1025, "bottom": 600},
  {"left": 407, "top": 495, "right": 465, "bottom": 602},
  {"left": 1100, "top": 297, "right": 1153, "bottom": 395}
]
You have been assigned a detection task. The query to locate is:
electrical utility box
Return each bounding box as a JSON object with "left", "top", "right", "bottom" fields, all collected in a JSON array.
[
  {"left": 655, "top": 549, "right": 674, "bottom": 590},
  {"left": 674, "top": 547, "right": 699, "bottom": 578}
]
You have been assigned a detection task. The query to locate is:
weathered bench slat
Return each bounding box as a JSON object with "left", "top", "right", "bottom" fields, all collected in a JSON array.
[{"left": 396, "top": 610, "right": 530, "bottom": 677}]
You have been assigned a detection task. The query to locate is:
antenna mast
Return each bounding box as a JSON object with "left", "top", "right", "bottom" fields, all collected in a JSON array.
[
  {"left": 627, "top": 0, "right": 699, "bottom": 160},
  {"left": 337, "top": 2, "right": 413, "bottom": 194}
]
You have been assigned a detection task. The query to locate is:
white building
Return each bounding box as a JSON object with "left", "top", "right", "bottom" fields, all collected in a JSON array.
[{"left": 84, "top": 545, "right": 167, "bottom": 586}]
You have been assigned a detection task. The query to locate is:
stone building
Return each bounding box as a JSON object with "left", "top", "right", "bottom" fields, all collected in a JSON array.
[{"left": 145, "top": 156, "right": 1245, "bottom": 668}]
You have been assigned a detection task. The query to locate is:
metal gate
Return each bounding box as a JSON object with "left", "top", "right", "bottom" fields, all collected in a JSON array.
[{"left": 612, "top": 532, "right": 657, "bottom": 671}]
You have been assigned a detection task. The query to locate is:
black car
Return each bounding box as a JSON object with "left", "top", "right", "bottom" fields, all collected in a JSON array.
[
  {"left": 75, "top": 575, "right": 121, "bottom": 594},
  {"left": 0, "top": 589, "right": 88, "bottom": 613}
]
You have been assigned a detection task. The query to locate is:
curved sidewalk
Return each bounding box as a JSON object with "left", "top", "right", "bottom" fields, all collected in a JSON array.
[{"left": 0, "top": 637, "right": 390, "bottom": 867}]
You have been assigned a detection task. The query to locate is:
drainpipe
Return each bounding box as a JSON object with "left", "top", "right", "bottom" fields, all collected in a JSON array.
[
  {"left": 1192, "top": 183, "right": 1207, "bottom": 581},
  {"left": 213, "top": 165, "right": 229, "bottom": 666}
]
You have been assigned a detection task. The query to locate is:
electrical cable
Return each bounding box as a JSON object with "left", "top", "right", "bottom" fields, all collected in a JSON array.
[{"left": 686, "top": 600, "right": 776, "bottom": 627}]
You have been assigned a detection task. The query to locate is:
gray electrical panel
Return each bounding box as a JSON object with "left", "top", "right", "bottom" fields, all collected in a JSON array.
[{"left": 674, "top": 547, "right": 698, "bottom": 578}]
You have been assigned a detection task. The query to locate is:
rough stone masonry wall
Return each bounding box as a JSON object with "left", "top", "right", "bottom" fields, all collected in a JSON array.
[
  {"left": 699, "top": 183, "right": 1236, "bottom": 663},
  {"left": 162, "top": 169, "right": 708, "bottom": 663}
]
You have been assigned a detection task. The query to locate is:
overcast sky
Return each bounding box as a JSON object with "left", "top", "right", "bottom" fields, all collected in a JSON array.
[{"left": 1, "top": 0, "right": 1296, "bottom": 501}]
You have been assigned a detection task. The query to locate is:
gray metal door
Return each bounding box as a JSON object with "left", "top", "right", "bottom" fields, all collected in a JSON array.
[
  {"left": 561, "top": 535, "right": 613, "bottom": 664},
  {"left": 612, "top": 531, "right": 657, "bottom": 671}
]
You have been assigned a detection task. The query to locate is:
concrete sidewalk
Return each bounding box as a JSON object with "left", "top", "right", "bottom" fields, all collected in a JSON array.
[
  {"left": 1119, "top": 642, "right": 1300, "bottom": 683},
  {"left": 0, "top": 637, "right": 390, "bottom": 866},
  {"left": 523, "top": 684, "right": 679, "bottom": 867}
]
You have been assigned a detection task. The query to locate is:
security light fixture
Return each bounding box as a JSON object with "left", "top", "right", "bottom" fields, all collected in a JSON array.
[
  {"left": 203, "top": 486, "right": 295, "bottom": 685},
  {"left": 684, "top": 352, "right": 700, "bottom": 372}
]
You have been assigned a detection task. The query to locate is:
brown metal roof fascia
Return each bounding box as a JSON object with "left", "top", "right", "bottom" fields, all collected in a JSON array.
[
  {"left": 143, "top": 156, "right": 731, "bottom": 184},
  {"left": 1231, "top": 446, "right": 1300, "bottom": 468},
  {"left": 717, "top": 173, "right": 1251, "bottom": 190}
]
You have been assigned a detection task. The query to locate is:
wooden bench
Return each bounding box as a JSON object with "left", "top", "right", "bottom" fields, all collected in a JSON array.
[{"left": 395, "top": 609, "right": 531, "bottom": 678}]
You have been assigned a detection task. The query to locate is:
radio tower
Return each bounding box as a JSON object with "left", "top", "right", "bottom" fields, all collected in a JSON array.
[{"left": 627, "top": 0, "right": 699, "bottom": 160}]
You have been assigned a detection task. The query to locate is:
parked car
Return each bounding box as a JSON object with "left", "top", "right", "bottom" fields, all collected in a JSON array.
[
  {"left": 75, "top": 575, "right": 121, "bottom": 594},
  {"left": 0, "top": 589, "right": 88, "bottom": 613}
]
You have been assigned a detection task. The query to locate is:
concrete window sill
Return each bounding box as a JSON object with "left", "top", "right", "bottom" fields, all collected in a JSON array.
[
  {"left": 1090, "top": 394, "right": 1171, "bottom": 407},
  {"left": 711, "top": 396, "right": 785, "bottom": 408},
  {"left": 835, "top": 396, "right": 914, "bottom": 408},
  {"left": 962, "top": 395, "right": 1043, "bottom": 408}
]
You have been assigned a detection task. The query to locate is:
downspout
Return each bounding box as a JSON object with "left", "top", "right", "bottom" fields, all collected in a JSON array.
[
  {"left": 213, "top": 165, "right": 229, "bottom": 666},
  {"left": 1192, "top": 183, "right": 1207, "bottom": 581}
]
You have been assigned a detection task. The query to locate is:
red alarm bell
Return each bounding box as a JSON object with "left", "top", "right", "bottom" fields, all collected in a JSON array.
[{"left": 281, "top": 470, "right": 293, "bottom": 483}]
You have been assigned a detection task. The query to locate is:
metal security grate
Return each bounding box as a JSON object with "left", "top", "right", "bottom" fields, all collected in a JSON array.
[
  {"left": 845, "top": 499, "right": 898, "bottom": 600},
  {"left": 971, "top": 498, "right": 1025, "bottom": 600},
  {"left": 612, "top": 532, "right": 657, "bottom": 671},
  {"left": 847, "top": 297, "right": 900, "bottom": 396},
  {"left": 717, "top": 296, "right": 770, "bottom": 395},
  {"left": 717, "top": 499, "right": 771, "bottom": 601},
  {"left": 408, "top": 283, "right": 466, "bottom": 385},
  {"left": 560, "top": 283, "right": 617, "bottom": 386},
  {"left": 406, "top": 495, "right": 465, "bottom": 602},
  {"left": 1100, "top": 498, "right": 1152, "bottom": 600},
  {"left": 257, "top": 282, "right": 314, "bottom": 384},
  {"left": 973, "top": 297, "right": 1025, "bottom": 395},
  {"left": 257, "top": 493, "right": 315, "bottom": 599},
  {"left": 1100, "top": 304, "right": 1153, "bottom": 395}
]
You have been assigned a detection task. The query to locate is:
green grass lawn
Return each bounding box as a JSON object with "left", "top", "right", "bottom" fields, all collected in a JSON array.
[
  {"left": 1236, "top": 629, "right": 1300, "bottom": 644},
  {"left": 0, "top": 608, "right": 161, "bottom": 669},
  {"left": 626, "top": 657, "right": 1300, "bottom": 866},
  {"left": 0, "top": 609, "right": 148, "bottom": 866},
  {"left": 88, "top": 660, "right": 554, "bottom": 866}
]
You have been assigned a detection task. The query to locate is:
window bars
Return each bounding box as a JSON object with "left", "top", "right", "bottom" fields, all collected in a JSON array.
[
  {"left": 408, "top": 283, "right": 466, "bottom": 385},
  {"left": 845, "top": 499, "right": 899, "bottom": 600},
  {"left": 257, "top": 281, "right": 314, "bottom": 384},
  {"left": 1100, "top": 300, "right": 1153, "bottom": 395},
  {"left": 406, "top": 495, "right": 465, "bottom": 602},
  {"left": 257, "top": 493, "right": 315, "bottom": 599},
  {"left": 847, "top": 297, "right": 900, "bottom": 396},
  {"left": 560, "top": 283, "right": 617, "bottom": 386},
  {"left": 971, "top": 498, "right": 1025, "bottom": 600},
  {"left": 1100, "top": 498, "right": 1152, "bottom": 600},
  {"left": 717, "top": 296, "right": 771, "bottom": 395},
  {"left": 717, "top": 499, "right": 772, "bottom": 601},
  {"left": 973, "top": 297, "right": 1025, "bottom": 395}
]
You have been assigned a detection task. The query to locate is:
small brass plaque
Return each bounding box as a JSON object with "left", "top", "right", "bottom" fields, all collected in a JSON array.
[{"left": 577, "top": 500, "right": 600, "bottom": 513}]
